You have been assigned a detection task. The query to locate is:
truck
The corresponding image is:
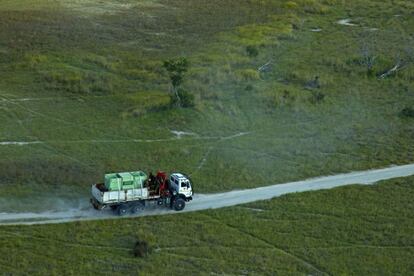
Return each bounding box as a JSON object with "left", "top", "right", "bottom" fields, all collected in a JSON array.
[{"left": 90, "top": 170, "right": 193, "bottom": 216}]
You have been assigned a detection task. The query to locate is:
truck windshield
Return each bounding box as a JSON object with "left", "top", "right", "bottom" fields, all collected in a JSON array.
[{"left": 181, "top": 181, "right": 190, "bottom": 188}]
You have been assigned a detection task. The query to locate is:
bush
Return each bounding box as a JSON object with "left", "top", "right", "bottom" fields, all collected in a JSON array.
[
  {"left": 310, "top": 90, "right": 325, "bottom": 104},
  {"left": 236, "top": 69, "right": 260, "bottom": 81},
  {"left": 284, "top": 1, "right": 298, "bottom": 9},
  {"left": 269, "top": 88, "right": 298, "bottom": 108},
  {"left": 245, "top": 84, "right": 254, "bottom": 91},
  {"left": 302, "top": 0, "right": 329, "bottom": 14},
  {"left": 401, "top": 107, "right": 414, "bottom": 118},
  {"left": 246, "top": 45, "right": 259, "bottom": 57},
  {"left": 274, "top": 89, "right": 296, "bottom": 107},
  {"left": 133, "top": 240, "right": 151, "bottom": 258}
]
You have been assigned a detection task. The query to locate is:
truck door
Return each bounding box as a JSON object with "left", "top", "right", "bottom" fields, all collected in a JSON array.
[{"left": 170, "top": 176, "right": 178, "bottom": 192}]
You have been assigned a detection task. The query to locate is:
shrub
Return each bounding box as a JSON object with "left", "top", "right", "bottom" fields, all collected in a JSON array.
[
  {"left": 302, "top": 0, "right": 329, "bottom": 14},
  {"left": 236, "top": 69, "right": 260, "bottom": 81},
  {"left": 245, "top": 84, "right": 254, "bottom": 91},
  {"left": 271, "top": 89, "right": 296, "bottom": 107},
  {"left": 246, "top": 45, "right": 259, "bottom": 57},
  {"left": 310, "top": 90, "right": 325, "bottom": 104},
  {"left": 237, "top": 24, "right": 275, "bottom": 46},
  {"left": 284, "top": 1, "right": 298, "bottom": 9},
  {"left": 401, "top": 107, "right": 414, "bottom": 118},
  {"left": 133, "top": 240, "right": 151, "bottom": 258},
  {"left": 24, "top": 54, "right": 48, "bottom": 68}
]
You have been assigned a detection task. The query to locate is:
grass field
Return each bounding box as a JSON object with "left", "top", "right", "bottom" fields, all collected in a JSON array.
[
  {"left": 0, "top": 176, "right": 413, "bottom": 274},
  {"left": 0, "top": 0, "right": 413, "bottom": 273},
  {"left": 0, "top": 0, "right": 413, "bottom": 209}
]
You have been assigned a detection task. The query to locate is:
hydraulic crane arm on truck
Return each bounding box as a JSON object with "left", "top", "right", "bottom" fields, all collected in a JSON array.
[{"left": 90, "top": 171, "right": 193, "bottom": 216}]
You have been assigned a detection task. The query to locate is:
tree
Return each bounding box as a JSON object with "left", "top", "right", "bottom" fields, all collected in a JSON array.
[{"left": 163, "top": 57, "right": 192, "bottom": 107}]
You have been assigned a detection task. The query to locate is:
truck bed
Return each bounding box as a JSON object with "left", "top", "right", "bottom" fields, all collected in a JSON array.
[{"left": 92, "top": 184, "right": 150, "bottom": 205}]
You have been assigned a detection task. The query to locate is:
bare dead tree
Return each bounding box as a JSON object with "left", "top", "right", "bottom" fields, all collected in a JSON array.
[
  {"left": 359, "top": 31, "right": 378, "bottom": 76},
  {"left": 258, "top": 60, "right": 272, "bottom": 72},
  {"left": 404, "top": 34, "right": 414, "bottom": 64}
]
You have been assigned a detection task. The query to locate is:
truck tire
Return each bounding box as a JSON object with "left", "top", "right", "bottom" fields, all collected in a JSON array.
[
  {"left": 131, "top": 202, "right": 144, "bottom": 214},
  {"left": 173, "top": 198, "right": 185, "bottom": 211},
  {"left": 117, "top": 204, "right": 128, "bottom": 216}
]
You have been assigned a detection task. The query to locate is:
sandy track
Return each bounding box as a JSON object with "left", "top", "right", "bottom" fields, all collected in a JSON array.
[
  {"left": 0, "top": 132, "right": 250, "bottom": 146},
  {"left": 1, "top": 164, "right": 414, "bottom": 226}
]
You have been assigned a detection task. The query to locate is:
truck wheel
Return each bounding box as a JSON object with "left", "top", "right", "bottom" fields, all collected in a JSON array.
[
  {"left": 173, "top": 198, "right": 185, "bottom": 211},
  {"left": 117, "top": 204, "right": 128, "bottom": 216},
  {"left": 131, "top": 202, "right": 144, "bottom": 214},
  {"left": 170, "top": 196, "right": 175, "bottom": 209}
]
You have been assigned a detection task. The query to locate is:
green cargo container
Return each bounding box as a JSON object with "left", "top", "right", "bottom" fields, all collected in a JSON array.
[
  {"left": 104, "top": 173, "right": 122, "bottom": 191},
  {"left": 130, "top": 171, "right": 147, "bottom": 189},
  {"left": 104, "top": 171, "right": 147, "bottom": 191}
]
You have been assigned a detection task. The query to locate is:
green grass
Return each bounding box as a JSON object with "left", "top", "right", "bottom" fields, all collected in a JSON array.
[
  {"left": 1, "top": 0, "right": 413, "bottom": 274},
  {"left": 0, "top": 0, "right": 413, "bottom": 198},
  {"left": 1, "top": 176, "right": 413, "bottom": 274}
]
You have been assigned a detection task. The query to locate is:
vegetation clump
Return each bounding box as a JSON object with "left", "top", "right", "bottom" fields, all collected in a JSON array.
[
  {"left": 284, "top": 1, "right": 298, "bottom": 10},
  {"left": 400, "top": 107, "right": 414, "bottom": 118},
  {"left": 133, "top": 239, "right": 151, "bottom": 258},
  {"left": 310, "top": 90, "right": 325, "bottom": 104},
  {"left": 236, "top": 69, "right": 260, "bottom": 81},
  {"left": 305, "top": 76, "right": 321, "bottom": 89},
  {"left": 163, "top": 57, "right": 194, "bottom": 108},
  {"left": 246, "top": 45, "right": 259, "bottom": 57}
]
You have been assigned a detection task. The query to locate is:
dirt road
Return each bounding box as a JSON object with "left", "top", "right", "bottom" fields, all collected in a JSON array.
[{"left": 1, "top": 164, "right": 414, "bottom": 225}]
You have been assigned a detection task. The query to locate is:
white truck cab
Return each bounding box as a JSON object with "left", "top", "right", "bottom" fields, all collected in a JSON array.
[{"left": 169, "top": 173, "right": 193, "bottom": 199}]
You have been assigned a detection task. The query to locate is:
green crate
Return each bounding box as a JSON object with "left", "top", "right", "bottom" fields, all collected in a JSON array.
[
  {"left": 131, "top": 171, "right": 147, "bottom": 189},
  {"left": 104, "top": 171, "right": 148, "bottom": 191},
  {"left": 104, "top": 173, "right": 122, "bottom": 191}
]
